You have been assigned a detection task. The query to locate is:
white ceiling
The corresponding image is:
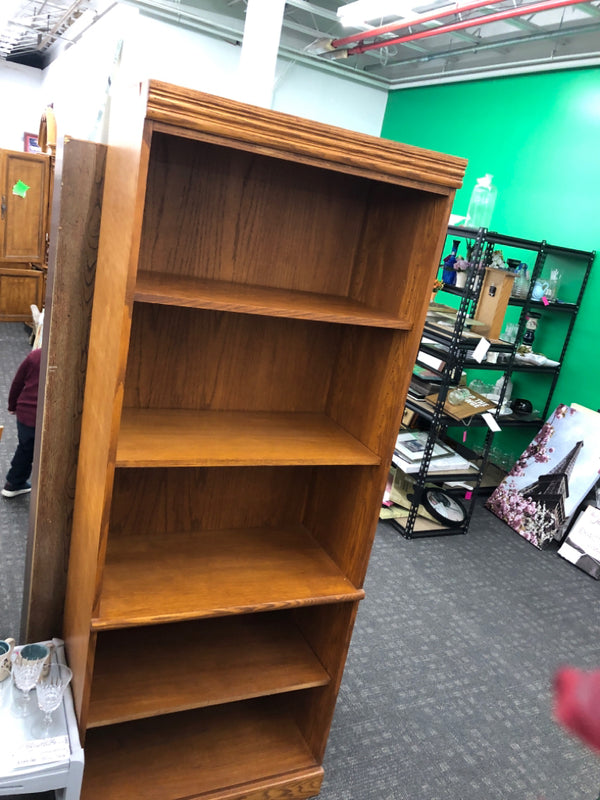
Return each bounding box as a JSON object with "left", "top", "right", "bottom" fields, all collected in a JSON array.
[{"left": 2, "top": 0, "right": 600, "bottom": 87}]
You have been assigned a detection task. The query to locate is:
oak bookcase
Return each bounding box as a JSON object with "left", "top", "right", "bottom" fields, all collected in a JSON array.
[{"left": 62, "top": 80, "right": 466, "bottom": 800}]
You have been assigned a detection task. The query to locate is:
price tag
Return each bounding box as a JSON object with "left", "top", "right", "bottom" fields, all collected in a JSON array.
[
  {"left": 465, "top": 491, "right": 473, "bottom": 500},
  {"left": 471, "top": 338, "right": 490, "bottom": 364},
  {"left": 11, "top": 735, "right": 70, "bottom": 769},
  {"left": 542, "top": 296, "right": 549, "bottom": 306},
  {"left": 462, "top": 430, "right": 467, "bottom": 443},
  {"left": 482, "top": 412, "right": 502, "bottom": 432}
]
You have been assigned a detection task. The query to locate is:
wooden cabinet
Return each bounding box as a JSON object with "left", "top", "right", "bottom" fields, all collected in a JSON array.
[
  {"left": 62, "top": 80, "right": 465, "bottom": 800},
  {"left": 0, "top": 148, "right": 51, "bottom": 321},
  {"left": 0, "top": 265, "right": 44, "bottom": 320}
]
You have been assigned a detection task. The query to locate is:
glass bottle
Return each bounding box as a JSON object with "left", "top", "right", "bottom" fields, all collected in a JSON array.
[{"left": 466, "top": 174, "right": 498, "bottom": 229}]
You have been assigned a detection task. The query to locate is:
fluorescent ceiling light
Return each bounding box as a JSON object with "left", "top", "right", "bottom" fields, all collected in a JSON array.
[
  {"left": 336, "top": 0, "right": 474, "bottom": 26},
  {"left": 337, "top": 0, "right": 418, "bottom": 26},
  {"left": 0, "top": 0, "right": 21, "bottom": 33}
]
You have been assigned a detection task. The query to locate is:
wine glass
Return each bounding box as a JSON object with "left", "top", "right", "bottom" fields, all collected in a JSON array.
[
  {"left": 12, "top": 646, "right": 48, "bottom": 717},
  {"left": 32, "top": 663, "right": 73, "bottom": 738}
]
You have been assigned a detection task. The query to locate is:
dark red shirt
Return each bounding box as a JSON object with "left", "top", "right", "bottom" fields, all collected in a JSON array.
[{"left": 8, "top": 347, "right": 41, "bottom": 427}]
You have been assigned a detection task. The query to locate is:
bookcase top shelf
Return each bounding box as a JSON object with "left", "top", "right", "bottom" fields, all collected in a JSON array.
[
  {"left": 116, "top": 409, "right": 381, "bottom": 467},
  {"left": 134, "top": 271, "right": 412, "bottom": 330}
]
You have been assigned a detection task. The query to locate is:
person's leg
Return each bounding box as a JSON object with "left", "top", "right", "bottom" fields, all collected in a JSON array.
[{"left": 3, "top": 420, "right": 35, "bottom": 494}]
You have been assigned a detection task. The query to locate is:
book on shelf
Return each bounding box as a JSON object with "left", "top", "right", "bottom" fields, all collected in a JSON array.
[
  {"left": 416, "top": 347, "right": 446, "bottom": 372},
  {"left": 392, "top": 448, "right": 475, "bottom": 475},
  {"left": 413, "top": 364, "right": 443, "bottom": 382}
]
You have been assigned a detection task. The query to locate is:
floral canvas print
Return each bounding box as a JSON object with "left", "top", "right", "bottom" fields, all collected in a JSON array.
[{"left": 486, "top": 404, "right": 600, "bottom": 549}]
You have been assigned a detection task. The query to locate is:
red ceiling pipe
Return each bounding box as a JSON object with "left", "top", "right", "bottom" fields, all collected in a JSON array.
[
  {"left": 332, "top": 0, "right": 511, "bottom": 47},
  {"left": 342, "top": 0, "right": 586, "bottom": 54}
]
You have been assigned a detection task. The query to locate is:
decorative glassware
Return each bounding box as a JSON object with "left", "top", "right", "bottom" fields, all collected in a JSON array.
[
  {"left": 32, "top": 663, "right": 73, "bottom": 738},
  {"left": 12, "top": 644, "right": 48, "bottom": 717}
]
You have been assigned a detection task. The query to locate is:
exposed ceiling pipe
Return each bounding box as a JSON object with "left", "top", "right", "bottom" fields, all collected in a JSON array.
[
  {"left": 341, "top": 0, "right": 588, "bottom": 55},
  {"left": 363, "top": 19, "right": 600, "bottom": 71},
  {"left": 332, "top": 0, "right": 503, "bottom": 47}
]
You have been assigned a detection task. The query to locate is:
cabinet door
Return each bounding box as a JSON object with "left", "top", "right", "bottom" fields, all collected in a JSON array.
[
  {"left": 0, "top": 267, "right": 44, "bottom": 321},
  {"left": 0, "top": 149, "right": 50, "bottom": 264}
]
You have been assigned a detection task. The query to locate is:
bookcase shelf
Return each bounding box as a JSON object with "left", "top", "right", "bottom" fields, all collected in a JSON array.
[
  {"left": 134, "top": 270, "right": 412, "bottom": 329},
  {"left": 88, "top": 615, "right": 330, "bottom": 727},
  {"left": 82, "top": 700, "right": 322, "bottom": 800},
  {"left": 116, "top": 409, "right": 381, "bottom": 467},
  {"left": 62, "top": 80, "right": 465, "bottom": 799},
  {"left": 93, "top": 526, "right": 364, "bottom": 629}
]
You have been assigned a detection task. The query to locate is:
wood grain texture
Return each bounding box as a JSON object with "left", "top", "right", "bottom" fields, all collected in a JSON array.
[
  {"left": 145, "top": 81, "right": 466, "bottom": 190},
  {"left": 108, "top": 466, "right": 312, "bottom": 536},
  {"left": 82, "top": 701, "right": 321, "bottom": 800},
  {"left": 94, "top": 526, "right": 364, "bottom": 629},
  {"left": 115, "top": 409, "right": 380, "bottom": 467},
  {"left": 123, "top": 304, "right": 337, "bottom": 413},
  {"left": 0, "top": 267, "right": 44, "bottom": 320},
  {"left": 0, "top": 149, "right": 50, "bottom": 263},
  {"left": 291, "top": 602, "right": 359, "bottom": 760},
  {"left": 88, "top": 615, "right": 330, "bottom": 727},
  {"left": 62, "top": 84, "right": 151, "bottom": 734},
  {"left": 23, "top": 139, "right": 106, "bottom": 643},
  {"left": 134, "top": 270, "right": 411, "bottom": 328}
]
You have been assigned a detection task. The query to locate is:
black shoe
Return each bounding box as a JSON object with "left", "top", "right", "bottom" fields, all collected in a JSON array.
[{"left": 1, "top": 482, "right": 31, "bottom": 498}]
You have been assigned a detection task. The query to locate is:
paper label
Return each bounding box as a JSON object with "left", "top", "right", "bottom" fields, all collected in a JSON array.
[
  {"left": 11, "top": 735, "right": 70, "bottom": 769},
  {"left": 482, "top": 412, "right": 502, "bottom": 432},
  {"left": 12, "top": 180, "right": 30, "bottom": 198},
  {"left": 471, "top": 338, "right": 490, "bottom": 363}
]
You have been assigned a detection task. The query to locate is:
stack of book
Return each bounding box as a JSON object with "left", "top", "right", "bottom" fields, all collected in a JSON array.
[{"left": 392, "top": 430, "right": 476, "bottom": 475}]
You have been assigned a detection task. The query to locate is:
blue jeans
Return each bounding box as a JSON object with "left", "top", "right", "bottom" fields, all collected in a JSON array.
[{"left": 5, "top": 420, "right": 35, "bottom": 488}]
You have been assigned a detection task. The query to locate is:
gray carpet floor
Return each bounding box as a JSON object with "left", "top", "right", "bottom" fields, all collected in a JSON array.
[{"left": 1, "top": 321, "right": 599, "bottom": 800}]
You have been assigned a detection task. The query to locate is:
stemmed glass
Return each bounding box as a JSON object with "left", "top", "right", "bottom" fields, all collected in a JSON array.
[
  {"left": 12, "top": 647, "right": 48, "bottom": 717},
  {"left": 32, "top": 664, "right": 73, "bottom": 738}
]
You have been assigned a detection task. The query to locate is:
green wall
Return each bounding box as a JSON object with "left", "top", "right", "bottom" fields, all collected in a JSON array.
[{"left": 382, "top": 68, "right": 599, "bottom": 414}]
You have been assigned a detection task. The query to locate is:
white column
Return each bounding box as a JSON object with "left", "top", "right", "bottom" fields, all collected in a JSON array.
[{"left": 237, "top": 0, "right": 286, "bottom": 108}]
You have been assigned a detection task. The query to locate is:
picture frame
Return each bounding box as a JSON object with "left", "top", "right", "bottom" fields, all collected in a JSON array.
[
  {"left": 486, "top": 404, "right": 600, "bottom": 549},
  {"left": 395, "top": 430, "right": 453, "bottom": 462},
  {"left": 24, "top": 132, "right": 41, "bottom": 153}
]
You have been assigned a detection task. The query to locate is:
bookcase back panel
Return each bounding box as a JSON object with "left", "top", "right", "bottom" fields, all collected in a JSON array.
[
  {"left": 140, "top": 133, "right": 362, "bottom": 296},
  {"left": 138, "top": 133, "right": 423, "bottom": 315},
  {"left": 123, "top": 304, "right": 339, "bottom": 412},
  {"left": 108, "top": 466, "right": 310, "bottom": 536}
]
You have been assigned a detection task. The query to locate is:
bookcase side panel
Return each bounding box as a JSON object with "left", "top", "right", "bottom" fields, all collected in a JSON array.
[
  {"left": 24, "top": 139, "right": 106, "bottom": 644},
  {"left": 350, "top": 192, "right": 456, "bottom": 321},
  {"left": 63, "top": 87, "right": 152, "bottom": 730},
  {"left": 291, "top": 601, "right": 359, "bottom": 761}
]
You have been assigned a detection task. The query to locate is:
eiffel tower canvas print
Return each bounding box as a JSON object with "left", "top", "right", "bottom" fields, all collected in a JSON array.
[{"left": 486, "top": 404, "right": 600, "bottom": 549}]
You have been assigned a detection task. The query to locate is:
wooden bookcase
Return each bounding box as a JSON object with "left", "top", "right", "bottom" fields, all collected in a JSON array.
[{"left": 62, "top": 80, "right": 465, "bottom": 800}]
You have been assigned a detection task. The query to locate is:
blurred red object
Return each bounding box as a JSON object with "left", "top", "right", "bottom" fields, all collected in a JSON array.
[{"left": 554, "top": 668, "right": 600, "bottom": 753}]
